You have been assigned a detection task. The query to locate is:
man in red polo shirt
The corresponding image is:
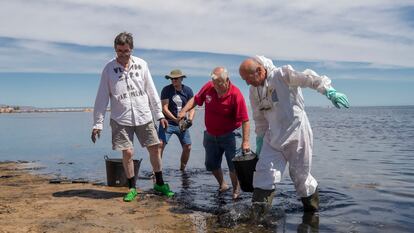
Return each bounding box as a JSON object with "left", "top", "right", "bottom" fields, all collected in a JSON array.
[{"left": 178, "top": 66, "right": 250, "bottom": 199}]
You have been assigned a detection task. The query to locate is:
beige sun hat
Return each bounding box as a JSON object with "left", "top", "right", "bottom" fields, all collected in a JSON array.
[{"left": 165, "top": 69, "right": 186, "bottom": 79}]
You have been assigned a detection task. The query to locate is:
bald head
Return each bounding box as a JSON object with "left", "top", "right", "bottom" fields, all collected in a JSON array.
[
  {"left": 239, "top": 58, "right": 266, "bottom": 87},
  {"left": 239, "top": 58, "right": 259, "bottom": 75}
]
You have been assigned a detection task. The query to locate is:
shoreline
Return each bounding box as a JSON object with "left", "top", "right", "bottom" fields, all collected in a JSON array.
[
  {"left": 0, "top": 161, "right": 211, "bottom": 233},
  {"left": 0, "top": 106, "right": 208, "bottom": 114},
  {"left": 0, "top": 108, "right": 93, "bottom": 114}
]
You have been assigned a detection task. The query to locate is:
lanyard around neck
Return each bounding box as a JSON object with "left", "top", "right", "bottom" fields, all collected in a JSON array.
[{"left": 256, "top": 79, "right": 269, "bottom": 101}]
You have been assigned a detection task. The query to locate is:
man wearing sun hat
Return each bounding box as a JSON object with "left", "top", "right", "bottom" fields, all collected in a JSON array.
[{"left": 158, "top": 69, "right": 195, "bottom": 171}]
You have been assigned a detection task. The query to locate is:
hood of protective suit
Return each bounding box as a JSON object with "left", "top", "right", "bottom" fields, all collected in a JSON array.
[{"left": 254, "top": 55, "right": 277, "bottom": 75}]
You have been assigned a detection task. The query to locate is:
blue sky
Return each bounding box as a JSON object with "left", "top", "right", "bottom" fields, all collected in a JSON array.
[{"left": 0, "top": 0, "right": 413, "bottom": 107}]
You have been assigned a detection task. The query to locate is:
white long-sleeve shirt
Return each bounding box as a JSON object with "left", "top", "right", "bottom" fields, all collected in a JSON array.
[
  {"left": 250, "top": 56, "right": 332, "bottom": 150},
  {"left": 92, "top": 56, "right": 164, "bottom": 130}
]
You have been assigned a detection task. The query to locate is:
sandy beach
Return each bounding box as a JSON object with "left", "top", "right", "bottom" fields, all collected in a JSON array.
[{"left": 0, "top": 162, "right": 209, "bottom": 233}]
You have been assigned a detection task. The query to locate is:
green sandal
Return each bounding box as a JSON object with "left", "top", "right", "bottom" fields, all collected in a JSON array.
[
  {"left": 123, "top": 188, "right": 138, "bottom": 202},
  {"left": 154, "top": 183, "right": 174, "bottom": 198}
]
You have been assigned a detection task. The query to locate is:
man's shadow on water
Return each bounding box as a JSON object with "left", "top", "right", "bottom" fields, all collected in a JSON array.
[{"left": 52, "top": 189, "right": 125, "bottom": 199}]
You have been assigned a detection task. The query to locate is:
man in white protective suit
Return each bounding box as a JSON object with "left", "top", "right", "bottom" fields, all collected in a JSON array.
[{"left": 239, "top": 56, "right": 349, "bottom": 213}]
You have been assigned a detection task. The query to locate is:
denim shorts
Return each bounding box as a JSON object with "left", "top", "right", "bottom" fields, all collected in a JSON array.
[
  {"left": 203, "top": 127, "right": 242, "bottom": 172},
  {"left": 158, "top": 123, "right": 191, "bottom": 145}
]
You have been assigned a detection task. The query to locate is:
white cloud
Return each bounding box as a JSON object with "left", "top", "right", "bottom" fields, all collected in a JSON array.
[{"left": 0, "top": 0, "right": 413, "bottom": 68}]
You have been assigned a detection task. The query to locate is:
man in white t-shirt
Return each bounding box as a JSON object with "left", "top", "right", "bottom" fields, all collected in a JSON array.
[{"left": 91, "top": 32, "right": 174, "bottom": 202}]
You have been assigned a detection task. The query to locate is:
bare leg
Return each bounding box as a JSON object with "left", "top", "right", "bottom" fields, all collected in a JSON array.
[
  {"left": 159, "top": 141, "right": 165, "bottom": 159},
  {"left": 180, "top": 144, "right": 191, "bottom": 171},
  {"left": 212, "top": 168, "right": 228, "bottom": 192},
  {"left": 147, "top": 144, "right": 162, "bottom": 172},
  {"left": 122, "top": 149, "right": 134, "bottom": 178},
  {"left": 230, "top": 171, "right": 240, "bottom": 199}
]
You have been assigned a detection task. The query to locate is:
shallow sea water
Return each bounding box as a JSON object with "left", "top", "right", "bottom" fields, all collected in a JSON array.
[{"left": 1, "top": 106, "right": 413, "bottom": 232}]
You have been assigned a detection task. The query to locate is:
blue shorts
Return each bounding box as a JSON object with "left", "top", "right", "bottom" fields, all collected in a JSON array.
[
  {"left": 203, "top": 127, "right": 242, "bottom": 172},
  {"left": 158, "top": 123, "right": 191, "bottom": 146}
]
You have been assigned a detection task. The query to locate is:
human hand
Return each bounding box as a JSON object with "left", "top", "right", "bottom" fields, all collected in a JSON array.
[
  {"left": 185, "top": 119, "right": 192, "bottom": 128},
  {"left": 326, "top": 88, "right": 350, "bottom": 109},
  {"left": 173, "top": 117, "right": 181, "bottom": 125},
  {"left": 91, "top": 129, "right": 101, "bottom": 143},
  {"left": 160, "top": 118, "right": 169, "bottom": 129},
  {"left": 179, "top": 119, "right": 192, "bottom": 132},
  {"left": 177, "top": 111, "right": 186, "bottom": 120},
  {"left": 242, "top": 142, "right": 250, "bottom": 154}
]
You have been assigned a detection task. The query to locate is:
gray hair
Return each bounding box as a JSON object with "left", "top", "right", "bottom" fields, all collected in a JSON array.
[
  {"left": 114, "top": 32, "right": 134, "bottom": 49},
  {"left": 210, "top": 67, "right": 229, "bottom": 81}
]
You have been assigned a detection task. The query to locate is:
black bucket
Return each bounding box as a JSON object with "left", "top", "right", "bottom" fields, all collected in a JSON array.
[
  {"left": 232, "top": 151, "right": 258, "bottom": 192},
  {"left": 104, "top": 155, "right": 142, "bottom": 187}
]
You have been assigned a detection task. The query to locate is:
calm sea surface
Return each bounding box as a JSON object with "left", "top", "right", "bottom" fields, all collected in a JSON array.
[{"left": 1, "top": 106, "right": 414, "bottom": 232}]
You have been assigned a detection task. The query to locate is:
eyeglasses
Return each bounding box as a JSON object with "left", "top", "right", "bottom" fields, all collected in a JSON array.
[
  {"left": 212, "top": 78, "right": 228, "bottom": 87},
  {"left": 170, "top": 77, "right": 180, "bottom": 81},
  {"left": 115, "top": 49, "right": 132, "bottom": 55}
]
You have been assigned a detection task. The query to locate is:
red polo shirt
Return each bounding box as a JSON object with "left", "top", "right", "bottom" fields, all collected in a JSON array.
[{"left": 194, "top": 81, "right": 249, "bottom": 136}]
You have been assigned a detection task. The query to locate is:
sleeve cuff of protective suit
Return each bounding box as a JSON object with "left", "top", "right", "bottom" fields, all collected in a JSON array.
[
  {"left": 92, "top": 124, "right": 103, "bottom": 130},
  {"left": 255, "top": 131, "right": 266, "bottom": 137},
  {"left": 325, "top": 87, "right": 336, "bottom": 99}
]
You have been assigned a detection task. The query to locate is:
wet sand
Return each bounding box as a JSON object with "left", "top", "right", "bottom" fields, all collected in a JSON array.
[{"left": 0, "top": 162, "right": 208, "bottom": 233}]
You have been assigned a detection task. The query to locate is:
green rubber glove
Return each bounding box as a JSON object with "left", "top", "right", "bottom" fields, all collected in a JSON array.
[
  {"left": 326, "top": 88, "right": 350, "bottom": 109},
  {"left": 256, "top": 136, "right": 264, "bottom": 155}
]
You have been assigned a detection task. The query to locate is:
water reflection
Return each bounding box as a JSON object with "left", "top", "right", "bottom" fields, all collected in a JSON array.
[
  {"left": 212, "top": 206, "right": 320, "bottom": 233},
  {"left": 181, "top": 170, "right": 191, "bottom": 190},
  {"left": 156, "top": 167, "right": 327, "bottom": 232},
  {"left": 170, "top": 171, "right": 350, "bottom": 233},
  {"left": 213, "top": 203, "right": 287, "bottom": 232},
  {"left": 297, "top": 212, "right": 319, "bottom": 233}
]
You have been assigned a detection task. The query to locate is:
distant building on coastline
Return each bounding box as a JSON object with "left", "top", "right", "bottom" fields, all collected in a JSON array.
[{"left": 0, "top": 106, "right": 18, "bottom": 113}]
